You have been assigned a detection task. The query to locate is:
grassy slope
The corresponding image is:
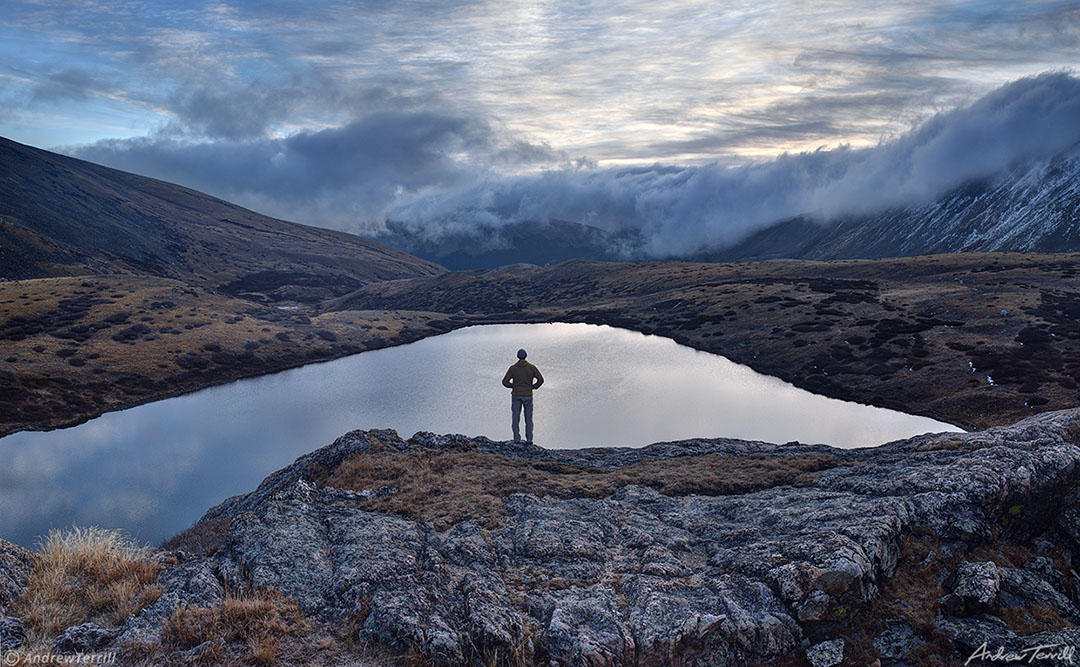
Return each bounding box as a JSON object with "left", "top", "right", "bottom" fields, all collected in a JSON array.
[
  {"left": 0, "top": 136, "right": 443, "bottom": 288},
  {"left": 0, "top": 275, "right": 458, "bottom": 436},
  {"left": 0, "top": 136, "right": 461, "bottom": 436}
]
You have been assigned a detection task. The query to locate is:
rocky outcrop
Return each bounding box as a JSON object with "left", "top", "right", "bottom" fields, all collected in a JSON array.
[
  {"left": 6, "top": 410, "right": 1080, "bottom": 663},
  {"left": 0, "top": 539, "right": 32, "bottom": 614},
  {"left": 942, "top": 561, "right": 1002, "bottom": 614},
  {"left": 100, "top": 409, "right": 1080, "bottom": 664},
  {"left": 873, "top": 619, "right": 924, "bottom": 661},
  {"left": 52, "top": 622, "right": 115, "bottom": 654},
  {"left": 0, "top": 615, "right": 26, "bottom": 649},
  {"left": 115, "top": 557, "right": 225, "bottom": 647},
  {"left": 806, "top": 638, "right": 845, "bottom": 667}
]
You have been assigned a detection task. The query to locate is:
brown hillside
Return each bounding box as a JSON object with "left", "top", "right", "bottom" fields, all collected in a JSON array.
[{"left": 0, "top": 136, "right": 443, "bottom": 299}]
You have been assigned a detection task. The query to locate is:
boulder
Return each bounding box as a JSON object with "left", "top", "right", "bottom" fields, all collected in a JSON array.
[
  {"left": 934, "top": 614, "right": 1016, "bottom": 653},
  {"left": 0, "top": 539, "right": 33, "bottom": 614},
  {"left": 806, "top": 638, "right": 845, "bottom": 667},
  {"left": 52, "top": 622, "right": 114, "bottom": 654},
  {"left": 874, "top": 619, "right": 925, "bottom": 661},
  {"left": 0, "top": 616, "right": 26, "bottom": 650},
  {"left": 949, "top": 560, "right": 1001, "bottom": 610}
]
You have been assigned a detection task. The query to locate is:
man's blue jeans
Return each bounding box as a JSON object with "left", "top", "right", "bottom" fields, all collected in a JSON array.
[{"left": 512, "top": 395, "right": 533, "bottom": 443}]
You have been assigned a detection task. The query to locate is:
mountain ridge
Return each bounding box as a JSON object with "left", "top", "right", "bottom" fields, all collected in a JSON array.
[
  {"left": 368, "top": 143, "right": 1080, "bottom": 269},
  {"left": 709, "top": 143, "right": 1080, "bottom": 261},
  {"left": 0, "top": 137, "right": 443, "bottom": 296}
]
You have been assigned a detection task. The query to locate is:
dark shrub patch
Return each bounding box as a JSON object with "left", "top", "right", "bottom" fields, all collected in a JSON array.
[
  {"left": 161, "top": 517, "right": 232, "bottom": 556},
  {"left": 175, "top": 353, "right": 210, "bottom": 370},
  {"left": 210, "top": 351, "right": 236, "bottom": 365},
  {"left": 112, "top": 324, "right": 151, "bottom": 342},
  {"left": 1016, "top": 327, "right": 1052, "bottom": 345}
]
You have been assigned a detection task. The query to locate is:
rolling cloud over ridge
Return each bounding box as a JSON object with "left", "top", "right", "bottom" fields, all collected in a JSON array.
[{"left": 74, "top": 72, "right": 1080, "bottom": 258}]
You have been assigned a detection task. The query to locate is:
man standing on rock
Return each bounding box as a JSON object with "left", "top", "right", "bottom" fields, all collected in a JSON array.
[{"left": 502, "top": 348, "right": 544, "bottom": 444}]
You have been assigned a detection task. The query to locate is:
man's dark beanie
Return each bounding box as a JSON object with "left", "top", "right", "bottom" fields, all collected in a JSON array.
[{"left": 517, "top": 348, "right": 527, "bottom": 359}]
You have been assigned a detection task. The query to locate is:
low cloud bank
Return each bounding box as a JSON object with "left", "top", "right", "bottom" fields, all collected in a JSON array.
[
  {"left": 75, "top": 72, "right": 1080, "bottom": 258},
  {"left": 75, "top": 111, "right": 562, "bottom": 234}
]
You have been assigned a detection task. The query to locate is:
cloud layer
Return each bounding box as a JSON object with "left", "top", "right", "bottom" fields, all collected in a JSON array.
[
  {"left": 5, "top": 2, "right": 1079, "bottom": 257},
  {"left": 76, "top": 109, "right": 567, "bottom": 232},
  {"left": 76, "top": 72, "right": 1080, "bottom": 257},
  {"left": 4, "top": 1, "right": 1080, "bottom": 157}
]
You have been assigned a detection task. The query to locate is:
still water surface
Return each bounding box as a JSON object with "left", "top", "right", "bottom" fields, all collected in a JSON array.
[{"left": 0, "top": 323, "right": 960, "bottom": 547}]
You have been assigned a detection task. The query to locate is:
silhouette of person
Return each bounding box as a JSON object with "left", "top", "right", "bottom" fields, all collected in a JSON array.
[{"left": 502, "top": 348, "right": 544, "bottom": 444}]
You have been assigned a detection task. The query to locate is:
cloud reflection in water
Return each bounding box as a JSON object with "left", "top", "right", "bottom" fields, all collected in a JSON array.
[{"left": 0, "top": 323, "right": 961, "bottom": 548}]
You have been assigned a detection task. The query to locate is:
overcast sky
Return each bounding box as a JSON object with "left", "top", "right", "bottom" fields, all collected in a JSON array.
[{"left": 3, "top": 1, "right": 1080, "bottom": 253}]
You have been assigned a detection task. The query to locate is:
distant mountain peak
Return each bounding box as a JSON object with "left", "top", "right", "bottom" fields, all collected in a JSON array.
[{"left": 709, "top": 144, "right": 1080, "bottom": 262}]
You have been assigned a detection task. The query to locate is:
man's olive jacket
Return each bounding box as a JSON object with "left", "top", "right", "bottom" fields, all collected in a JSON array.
[{"left": 502, "top": 359, "right": 544, "bottom": 396}]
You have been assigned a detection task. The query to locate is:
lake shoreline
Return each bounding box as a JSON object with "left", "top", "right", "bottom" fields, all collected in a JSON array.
[
  {"left": 0, "top": 274, "right": 464, "bottom": 439},
  {"left": 0, "top": 321, "right": 451, "bottom": 439},
  {"left": 1, "top": 322, "right": 959, "bottom": 550},
  {"left": 4, "top": 253, "right": 1079, "bottom": 439},
  {"left": 0, "top": 312, "right": 969, "bottom": 440}
]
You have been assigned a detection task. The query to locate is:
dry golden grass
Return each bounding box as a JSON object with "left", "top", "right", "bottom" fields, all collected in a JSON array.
[
  {"left": 13, "top": 526, "right": 161, "bottom": 642},
  {"left": 161, "top": 588, "right": 311, "bottom": 665},
  {"left": 327, "top": 442, "right": 838, "bottom": 529}
]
